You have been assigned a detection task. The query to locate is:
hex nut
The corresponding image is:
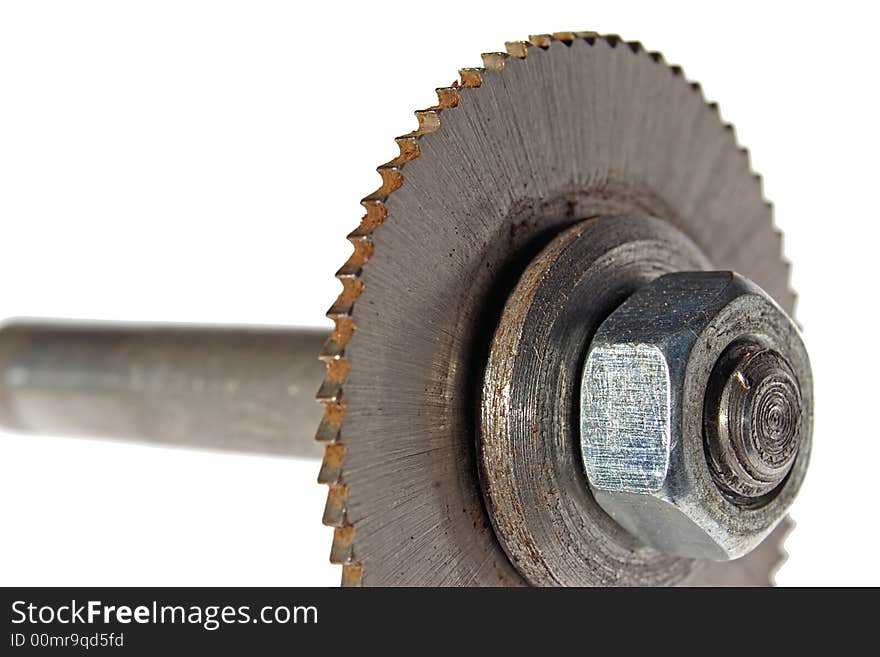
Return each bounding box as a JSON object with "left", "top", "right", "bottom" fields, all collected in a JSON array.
[{"left": 580, "top": 271, "right": 812, "bottom": 561}]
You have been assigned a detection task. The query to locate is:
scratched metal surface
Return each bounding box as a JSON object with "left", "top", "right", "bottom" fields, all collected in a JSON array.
[{"left": 583, "top": 343, "right": 671, "bottom": 493}]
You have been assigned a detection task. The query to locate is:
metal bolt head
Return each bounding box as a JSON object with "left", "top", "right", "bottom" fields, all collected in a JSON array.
[
  {"left": 580, "top": 271, "right": 812, "bottom": 561},
  {"left": 704, "top": 343, "right": 803, "bottom": 503}
]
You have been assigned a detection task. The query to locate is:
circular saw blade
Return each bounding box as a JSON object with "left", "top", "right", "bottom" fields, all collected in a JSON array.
[{"left": 316, "top": 32, "right": 794, "bottom": 586}]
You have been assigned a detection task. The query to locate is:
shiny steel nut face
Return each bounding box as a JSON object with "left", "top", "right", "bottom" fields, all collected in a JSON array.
[
  {"left": 583, "top": 343, "right": 672, "bottom": 493},
  {"left": 580, "top": 271, "right": 812, "bottom": 561}
]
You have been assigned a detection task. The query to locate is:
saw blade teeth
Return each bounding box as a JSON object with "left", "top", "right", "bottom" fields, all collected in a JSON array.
[
  {"left": 341, "top": 564, "right": 363, "bottom": 587},
  {"left": 648, "top": 50, "right": 665, "bottom": 64},
  {"left": 315, "top": 399, "right": 344, "bottom": 444},
  {"left": 323, "top": 483, "right": 348, "bottom": 527},
  {"left": 505, "top": 41, "right": 529, "bottom": 58},
  {"left": 326, "top": 281, "right": 361, "bottom": 319},
  {"left": 316, "top": 359, "right": 349, "bottom": 405},
  {"left": 322, "top": 358, "right": 349, "bottom": 382},
  {"left": 360, "top": 165, "right": 405, "bottom": 203},
  {"left": 601, "top": 33, "right": 621, "bottom": 48},
  {"left": 414, "top": 109, "right": 441, "bottom": 133},
  {"left": 319, "top": 338, "right": 345, "bottom": 361},
  {"left": 355, "top": 199, "right": 388, "bottom": 233},
  {"left": 457, "top": 68, "right": 483, "bottom": 88},
  {"left": 551, "top": 31, "right": 576, "bottom": 44},
  {"left": 434, "top": 86, "right": 461, "bottom": 108},
  {"left": 328, "top": 312, "right": 356, "bottom": 342},
  {"left": 376, "top": 166, "right": 405, "bottom": 195},
  {"left": 320, "top": 316, "right": 354, "bottom": 360},
  {"left": 770, "top": 518, "right": 794, "bottom": 585},
  {"left": 325, "top": 302, "right": 353, "bottom": 326},
  {"left": 346, "top": 232, "right": 374, "bottom": 252},
  {"left": 318, "top": 443, "right": 346, "bottom": 484},
  {"left": 316, "top": 378, "right": 343, "bottom": 404},
  {"left": 625, "top": 40, "right": 644, "bottom": 54},
  {"left": 360, "top": 189, "right": 390, "bottom": 205},
  {"left": 752, "top": 171, "right": 766, "bottom": 198},
  {"left": 781, "top": 262, "right": 798, "bottom": 318},
  {"left": 347, "top": 224, "right": 375, "bottom": 241},
  {"left": 336, "top": 239, "right": 374, "bottom": 277},
  {"left": 329, "top": 525, "right": 355, "bottom": 565},
  {"left": 382, "top": 148, "right": 416, "bottom": 168},
  {"left": 769, "top": 225, "right": 786, "bottom": 259},
  {"left": 528, "top": 34, "right": 551, "bottom": 49},
  {"left": 394, "top": 136, "right": 422, "bottom": 162},
  {"left": 481, "top": 52, "right": 508, "bottom": 71}
]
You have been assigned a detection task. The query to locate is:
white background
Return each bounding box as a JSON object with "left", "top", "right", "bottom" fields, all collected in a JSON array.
[{"left": 0, "top": 1, "right": 876, "bottom": 586}]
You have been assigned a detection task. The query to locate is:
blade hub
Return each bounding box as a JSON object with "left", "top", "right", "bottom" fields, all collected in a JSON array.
[{"left": 480, "top": 214, "right": 709, "bottom": 585}]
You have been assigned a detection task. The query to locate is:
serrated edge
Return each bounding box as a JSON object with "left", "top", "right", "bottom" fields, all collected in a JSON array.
[
  {"left": 316, "top": 32, "right": 794, "bottom": 587},
  {"left": 769, "top": 517, "right": 795, "bottom": 586},
  {"left": 315, "top": 76, "right": 464, "bottom": 586}
]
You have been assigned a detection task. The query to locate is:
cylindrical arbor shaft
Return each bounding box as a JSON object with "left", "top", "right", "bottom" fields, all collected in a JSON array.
[{"left": 0, "top": 321, "right": 327, "bottom": 458}]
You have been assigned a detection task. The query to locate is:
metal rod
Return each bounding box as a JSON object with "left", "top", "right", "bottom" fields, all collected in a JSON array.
[{"left": 0, "top": 320, "right": 327, "bottom": 459}]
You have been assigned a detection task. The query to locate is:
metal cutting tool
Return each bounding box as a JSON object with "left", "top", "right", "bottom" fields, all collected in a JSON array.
[{"left": 0, "top": 32, "right": 813, "bottom": 586}]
